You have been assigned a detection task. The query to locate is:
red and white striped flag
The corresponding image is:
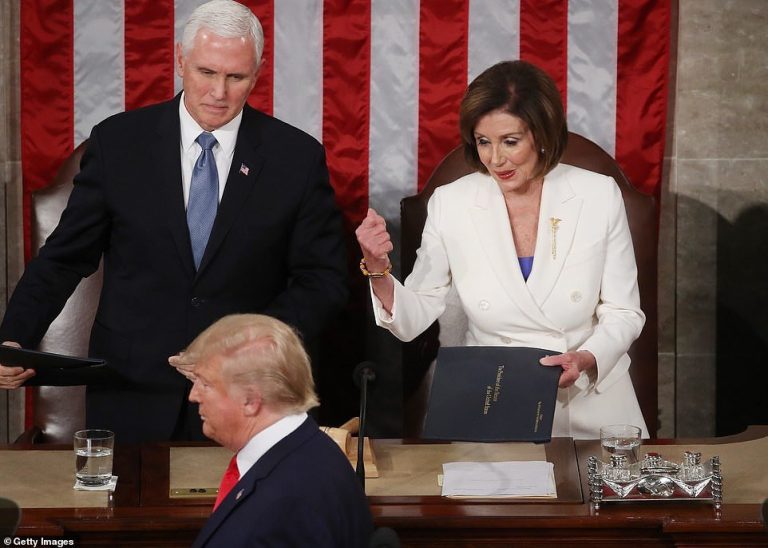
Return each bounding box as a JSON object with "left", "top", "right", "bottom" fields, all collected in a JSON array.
[{"left": 20, "top": 0, "right": 670, "bottom": 252}]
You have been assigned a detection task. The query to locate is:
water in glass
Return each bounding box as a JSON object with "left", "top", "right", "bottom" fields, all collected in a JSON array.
[
  {"left": 75, "top": 446, "right": 114, "bottom": 486},
  {"left": 601, "top": 436, "right": 640, "bottom": 464}
]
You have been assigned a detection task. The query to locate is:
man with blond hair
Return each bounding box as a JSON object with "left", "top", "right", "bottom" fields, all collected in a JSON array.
[{"left": 186, "top": 314, "right": 372, "bottom": 547}]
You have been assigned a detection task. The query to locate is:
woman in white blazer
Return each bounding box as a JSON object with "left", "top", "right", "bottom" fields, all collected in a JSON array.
[{"left": 356, "top": 61, "right": 647, "bottom": 439}]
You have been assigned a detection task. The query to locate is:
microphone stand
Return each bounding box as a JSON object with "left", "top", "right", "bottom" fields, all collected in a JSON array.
[
  {"left": 357, "top": 370, "right": 370, "bottom": 489},
  {"left": 354, "top": 362, "right": 376, "bottom": 490}
]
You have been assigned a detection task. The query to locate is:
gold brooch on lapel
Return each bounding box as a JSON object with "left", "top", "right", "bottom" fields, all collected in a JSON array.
[{"left": 550, "top": 217, "right": 562, "bottom": 260}]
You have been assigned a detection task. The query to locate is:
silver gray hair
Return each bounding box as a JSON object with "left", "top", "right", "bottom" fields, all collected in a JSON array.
[{"left": 181, "top": 0, "right": 264, "bottom": 66}]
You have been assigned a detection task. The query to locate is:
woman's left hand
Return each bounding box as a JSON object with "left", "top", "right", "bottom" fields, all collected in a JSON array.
[{"left": 540, "top": 350, "right": 596, "bottom": 388}]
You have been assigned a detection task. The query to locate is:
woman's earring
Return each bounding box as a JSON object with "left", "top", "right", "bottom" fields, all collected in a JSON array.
[{"left": 540, "top": 147, "right": 545, "bottom": 154}]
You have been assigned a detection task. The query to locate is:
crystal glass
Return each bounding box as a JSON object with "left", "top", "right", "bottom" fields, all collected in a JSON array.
[
  {"left": 600, "top": 424, "right": 641, "bottom": 465},
  {"left": 74, "top": 429, "right": 115, "bottom": 486}
]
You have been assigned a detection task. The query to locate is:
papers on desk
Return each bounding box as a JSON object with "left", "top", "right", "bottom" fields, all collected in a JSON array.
[{"left": 441, "top": 461, "right": 557, "bottom": 498}]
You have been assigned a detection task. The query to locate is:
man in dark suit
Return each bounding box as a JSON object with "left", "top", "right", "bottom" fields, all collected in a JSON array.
[
  {"left": 184, "top": 314, "right": 372, "bottom": 547},
  {"left": 0, "top": 0, "right": 347, "bottom": 442}
]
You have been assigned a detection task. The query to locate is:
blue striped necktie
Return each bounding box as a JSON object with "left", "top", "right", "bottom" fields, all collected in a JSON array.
[{"left": 187, "top": 131, "right": 219, "bottom": 269}]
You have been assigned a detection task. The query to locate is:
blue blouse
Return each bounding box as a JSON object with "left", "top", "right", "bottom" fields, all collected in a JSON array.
[{"left": 518, "top": 256, "right": 534, "bottom": 281}]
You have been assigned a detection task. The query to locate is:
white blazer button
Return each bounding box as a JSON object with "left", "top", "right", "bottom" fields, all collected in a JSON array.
[
  {"left": 500, "top": 336, "right": 512, "bottom": 344},
  {"left": 479, "top": 300, "right": 490, "bottom": 311},
  {"left": 570, "top": 291, "right": 582, "bottom": 303}
]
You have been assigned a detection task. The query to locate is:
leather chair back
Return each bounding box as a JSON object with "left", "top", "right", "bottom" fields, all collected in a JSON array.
[
  {"left": 400, "top": 132, "right": 658, "bottom": 437},
  {"left": 20, "top": 141, "right": 96, "bottom": 444}
]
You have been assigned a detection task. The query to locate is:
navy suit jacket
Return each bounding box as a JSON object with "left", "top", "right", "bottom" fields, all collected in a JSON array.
[
  {"left": 192, "top": 417, "right": 373, "bottom": 547},
  {"left": 0, "top": 96, "right": 348, "bottom": 442}
]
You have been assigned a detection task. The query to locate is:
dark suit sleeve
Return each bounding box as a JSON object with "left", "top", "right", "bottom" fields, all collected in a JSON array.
[
  {"left": 260, "top": 146, "right": 348, "bottom": 341},
  {"left": 0, "top": 130, "right": 109, "bottom": 348}
]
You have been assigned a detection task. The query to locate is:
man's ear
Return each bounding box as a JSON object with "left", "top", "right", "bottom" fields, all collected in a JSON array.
[
  {"left": 175, "top": 43, "right": 185, "bottom": 77},
  {"left": 241, "top": 388, "right": 262, "bottom": 417}
]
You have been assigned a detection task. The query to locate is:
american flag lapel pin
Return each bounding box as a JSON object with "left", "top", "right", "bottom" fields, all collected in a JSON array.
[{"left": 239, "top": 163, "right": 249, "bottom": 176}]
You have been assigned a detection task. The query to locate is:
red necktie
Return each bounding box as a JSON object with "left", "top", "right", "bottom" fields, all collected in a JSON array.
[{"left": 213, "top": 455, "right": 240, "bottom": 511}]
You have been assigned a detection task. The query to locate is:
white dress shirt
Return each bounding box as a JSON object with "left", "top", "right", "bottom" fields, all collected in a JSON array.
[
  {"left": 234, "top": 413, "right": 308, "bottom": 478},
  {"left": 178, "top": 91, "right": 243, "bottom": 206}
]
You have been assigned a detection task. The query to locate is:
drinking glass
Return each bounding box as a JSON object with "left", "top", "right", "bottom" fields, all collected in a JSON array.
[
  {"left": 74, "top": 429, "right": 115, "bottom": 486},
  {"left": 600, "top": 424, "right": 641, "bottom": 464}
]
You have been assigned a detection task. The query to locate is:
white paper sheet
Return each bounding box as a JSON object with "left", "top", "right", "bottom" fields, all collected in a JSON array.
[{"left": 441, "top": 461, "right": 556, "bottom": 498}]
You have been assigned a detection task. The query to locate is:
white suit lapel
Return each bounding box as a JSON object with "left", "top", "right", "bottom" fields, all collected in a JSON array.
[
  {"left": 468, "top": 177, "right": 553, "bottom": 330},
  {"left": 526, "top": 164, "right": 583, "bottom": 306}
]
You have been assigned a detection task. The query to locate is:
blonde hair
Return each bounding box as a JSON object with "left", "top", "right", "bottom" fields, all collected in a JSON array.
[{"left": 188, "top": 314, "right": 319, "bottom": 414}]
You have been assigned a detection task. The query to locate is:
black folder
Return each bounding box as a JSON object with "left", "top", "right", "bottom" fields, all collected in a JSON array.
[
  {"left": 0, "top": 345, "right": 109, "bottom": 386},
  {"left": 422, "top": 346, "right": 562, "bottom": 443}
]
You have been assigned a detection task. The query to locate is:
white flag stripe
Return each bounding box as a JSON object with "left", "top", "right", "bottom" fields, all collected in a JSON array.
[
  {"left": 567, "top": 0, "right": 618, "bottom": 156},
  {"left": 73, "top": 0, "right": 124, "bottom": 147},
  {"left": 369, "top": 0, "right": 420, "bottom": 221},
  {"left": 273, "top": 0, "right": 324, "bottom": 142},
  {"left": 65, "top": 2, "right": 652, "bottom": 209},
  {"left": 174, "top": 0, "right": 209, "bottom": 95},
  {"left": 468, "top": 0, "right": 520, "bottom": 82}
]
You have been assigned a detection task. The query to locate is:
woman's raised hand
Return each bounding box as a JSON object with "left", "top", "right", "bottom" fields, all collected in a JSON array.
[{"left": 355, "top": 208, "right": 393, "bottom": 272}]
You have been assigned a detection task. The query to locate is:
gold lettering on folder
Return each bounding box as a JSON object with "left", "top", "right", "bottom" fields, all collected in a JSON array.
[
  {"left": 483, "top": 386, "right": 492, "bottom": 415},
  {"left": 483, "top": 365, "right": 506, "bottom": 415},
  {"left": 493, "top": 365, "right": 504, "bottom": 402},
  {"left": 533, "top": 401, "right": 543, "bottom": 432}
]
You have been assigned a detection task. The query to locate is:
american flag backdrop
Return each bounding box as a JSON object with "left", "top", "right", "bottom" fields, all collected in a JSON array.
[
  {"left": 20, "top": 0, "right": 670, "bottom": 256},
  {"left": 19, "top": 0, "right": 670, "bottom": 426}
]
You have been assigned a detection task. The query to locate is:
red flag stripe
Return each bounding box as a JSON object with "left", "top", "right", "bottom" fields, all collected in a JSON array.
[
  {"left": 322, "top": 0, "right": 371, "bottom": 231},
  {"left": 615, "top": 0, "right": 671, "bottom": 195},
  {"left": 124, "top": 1, "right": 176, "bottom": 111},
  {"left": 19, "top": 0, "right": 74, "bottom": 428},
  {"left": 241, "top": 0, "right": 274, "bottom": 115},
  {"left": 20, "top": 0, "right": 74, "bottom": 261},
  {"left": 519, "top": 0, "right": 569, "bottom": 110},
  {"left": 417, "top": 0, "right": 469, "bottom": 191}
]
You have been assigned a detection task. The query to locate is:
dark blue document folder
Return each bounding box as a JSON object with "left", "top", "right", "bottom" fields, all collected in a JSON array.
[{"left": 422, "top": 346, "right": 562, "bottom": 442}]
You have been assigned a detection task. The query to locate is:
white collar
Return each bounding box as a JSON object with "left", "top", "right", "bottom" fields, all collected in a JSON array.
[
  {"left": 178, "top": 91, "right": 242, "bottom": 156},
  {"left": 235, "top": 413, "right": 308, "bottom": 476}
]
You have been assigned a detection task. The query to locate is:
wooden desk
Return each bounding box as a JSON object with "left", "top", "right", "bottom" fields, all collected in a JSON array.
[
  {"left": 9, "top": 443, "right": 207, "bottom": 546},
  {"left": 369, "top": 428, "right": 768, "bottom": 547},
  {"left": 7, "top": 428, "right": 768, "bottom": 547}
]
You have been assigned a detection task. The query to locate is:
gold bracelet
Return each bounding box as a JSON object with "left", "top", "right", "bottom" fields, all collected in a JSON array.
[{"left": 359, "top": 258, "right": 392, "bottom": 278}]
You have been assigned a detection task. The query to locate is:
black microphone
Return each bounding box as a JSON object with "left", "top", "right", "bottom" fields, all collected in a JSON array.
[
  {"left": 368, "top": 526, "right": 401, "bottom": 548},
  {"left": 353, "top": 361, "right": 377, "bottom": 489},
  {"left": 0, "top": 497, "right": 21, "bottom": 537}
]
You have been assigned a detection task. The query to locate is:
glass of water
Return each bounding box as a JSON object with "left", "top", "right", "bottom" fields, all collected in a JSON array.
[
  {"left": 74, "top": 429, "right": 115, "bottom": 486},
  {"left": 600, "top": 424, "right": 641, "bottom": 464}
]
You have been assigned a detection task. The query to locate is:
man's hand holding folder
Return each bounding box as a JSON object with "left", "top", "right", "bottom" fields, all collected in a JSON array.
[
  {"left": 0, "top": 342, "right": 36, "bottom": 388},
  {"left": 0, "top": 343, "right": 107, "bottom": 387}
]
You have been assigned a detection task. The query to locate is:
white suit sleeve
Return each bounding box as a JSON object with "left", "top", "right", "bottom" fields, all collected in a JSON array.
[
  {"left": 578, "top": 179, "right": 646, "bottom": 390},
  {"left": 371, "top": 190, "right": 453, "bottom": 342}
]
